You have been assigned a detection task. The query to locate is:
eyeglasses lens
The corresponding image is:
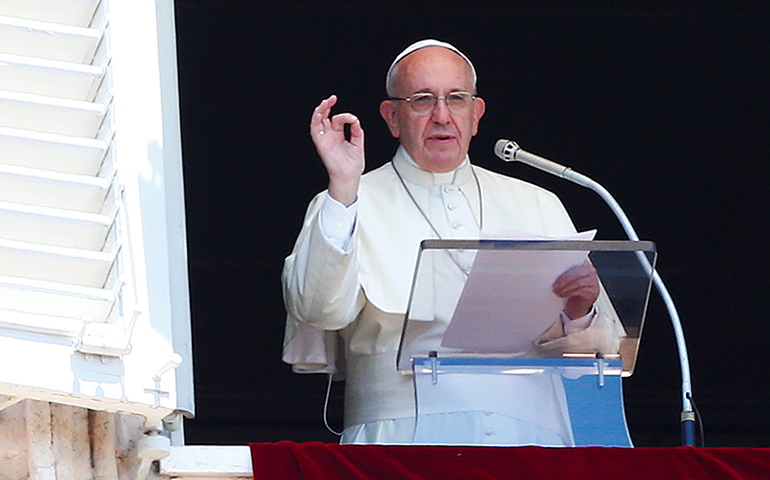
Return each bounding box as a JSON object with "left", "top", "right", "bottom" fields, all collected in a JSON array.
[{"left": 408, "top": 93, "right": 472, "bottom": 115}]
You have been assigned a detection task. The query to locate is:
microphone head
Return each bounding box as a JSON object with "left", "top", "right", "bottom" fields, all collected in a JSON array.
[{"left": 494, "top": 139, "right": 519, "bottom": 162}]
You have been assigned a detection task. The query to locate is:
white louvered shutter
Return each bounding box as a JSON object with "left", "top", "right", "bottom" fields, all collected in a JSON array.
[{"left": 0, "top": 0, "right": 193, "bottom": 428}]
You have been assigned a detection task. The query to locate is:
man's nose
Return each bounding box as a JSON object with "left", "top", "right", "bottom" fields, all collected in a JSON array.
[{"left": 431, "top": 97, "right": 452, "bottom": 122}]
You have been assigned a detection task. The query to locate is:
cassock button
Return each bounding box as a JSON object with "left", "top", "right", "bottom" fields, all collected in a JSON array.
[
  {"left": 452, "top": 222, "right": 462, "bottom": 229},
  {"left": 485, "top": 428, "right": 494, "bottom": 436},
  {"left": 446, "top": 203, "right": 457, "bottom": 211}
]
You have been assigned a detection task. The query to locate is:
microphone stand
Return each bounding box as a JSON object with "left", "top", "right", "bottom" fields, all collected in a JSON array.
[{"left": 498, "top": 141, "right": 696, "bottom": 446}]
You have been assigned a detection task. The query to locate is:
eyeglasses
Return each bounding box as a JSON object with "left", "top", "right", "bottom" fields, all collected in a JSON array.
[{"left": 389, "top": 92, "right": 475, "bottom": 115}]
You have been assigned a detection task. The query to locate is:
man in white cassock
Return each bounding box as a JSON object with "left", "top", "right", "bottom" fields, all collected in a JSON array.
[{"left": 282, "top": 39, "right": 625, "bottom": 446}]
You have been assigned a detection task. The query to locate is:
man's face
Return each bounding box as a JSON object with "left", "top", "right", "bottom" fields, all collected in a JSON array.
[{"left": 380, "top": 47, "right": 486, "bottom": 173}]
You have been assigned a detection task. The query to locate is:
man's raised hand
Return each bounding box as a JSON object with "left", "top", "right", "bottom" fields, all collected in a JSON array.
[{"left": 310, "top": 95, "right": 365, "bottom": 206}]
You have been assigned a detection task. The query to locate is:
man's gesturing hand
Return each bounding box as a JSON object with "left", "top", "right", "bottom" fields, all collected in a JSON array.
[{"left": 310, "top": 95, "right": 365, "bottom": 206}]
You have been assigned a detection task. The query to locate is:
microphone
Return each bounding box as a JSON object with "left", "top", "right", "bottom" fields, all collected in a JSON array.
[
  {"left": 494, "top": 139, "right": 570, "bottom": 178},
  {"left": 495, "top": 138, "right": 697, "bottom": 446},
  {"left": 494, "top": 139, "right": 591, "bottom": 187}
]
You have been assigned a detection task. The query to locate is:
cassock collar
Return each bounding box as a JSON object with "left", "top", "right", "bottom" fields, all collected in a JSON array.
[{"left": 392, "top": 146, "right": 474, "bottom": 188}]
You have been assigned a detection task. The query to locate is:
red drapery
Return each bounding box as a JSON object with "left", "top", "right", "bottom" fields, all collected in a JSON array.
[{"left": 250, "top": 441, "right": 770, "bottom": 480}]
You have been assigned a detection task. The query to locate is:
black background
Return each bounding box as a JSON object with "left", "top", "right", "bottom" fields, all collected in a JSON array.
[{"left": 172, "top": 1, "right": 770, "bottom": 447}]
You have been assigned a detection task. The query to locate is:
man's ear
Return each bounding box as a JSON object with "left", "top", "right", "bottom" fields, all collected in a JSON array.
[
  {"left": 471, "top": 96, "right": 486, "bottom": 136},
  {"left": 379, "top": 100, "right": 400, "bottom": 138}
]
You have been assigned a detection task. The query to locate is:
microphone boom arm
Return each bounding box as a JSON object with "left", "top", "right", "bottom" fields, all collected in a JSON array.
[{"left": 495, "top": 140, "right": 696, "bottom": 446}]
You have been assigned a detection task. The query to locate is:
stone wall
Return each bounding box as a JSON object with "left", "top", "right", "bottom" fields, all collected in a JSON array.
[
  {"left": 0, "top": 399, "right": 252, "bottom": 480},
  {"left": 0, "top": 400, "right": 146, "bottom": 480}
]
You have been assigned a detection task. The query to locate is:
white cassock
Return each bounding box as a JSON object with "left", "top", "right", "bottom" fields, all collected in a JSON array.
[{"left": 282, "top": 146, "right": 625, "bottom": 445}]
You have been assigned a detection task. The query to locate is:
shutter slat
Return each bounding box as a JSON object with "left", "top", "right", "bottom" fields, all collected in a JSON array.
[
  {"left": 0, "top": 0, "right": 100, "bottom": 27},
  {"left": 0, "top": 201, "right": 112, "bottom": 250},
  {"left": 0, "top": 15, "right": 102, "bottom": 64},
  {"left": 0, "top": 126, "right": 107, "bottom": 176},
  {"left": 0, "top": 275, "right": 115, "bottom": 323},
  {"left": 0, "top": 238, "right": 115, "bottom": 288},
  {"left": 0, "top": 91, "right": 106, "bottom": 137},
  {"left": 0, "top": 53, "right": 104, "bottom": 101},
  {"left": 0, "top": 163, "right": 110, "bottom": 212}
]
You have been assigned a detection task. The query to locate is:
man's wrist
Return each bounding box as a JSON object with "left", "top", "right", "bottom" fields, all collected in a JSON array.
[
  {"left": 561, "top": 304, "right": 596, "bottom": 335},
  {"left": 327, "top": 176, "right": 360, "bottom": 207}
]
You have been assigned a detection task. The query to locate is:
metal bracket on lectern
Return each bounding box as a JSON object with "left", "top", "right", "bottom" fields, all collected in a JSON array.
[
  {"left": 594, "top": 357, "right": 607, "bottom": 387},
  {"left": 428, "top": 351, "right": 439, "bottom": 385}
]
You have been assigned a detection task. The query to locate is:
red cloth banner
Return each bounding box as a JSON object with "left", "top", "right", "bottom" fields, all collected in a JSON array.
[{"left": 250, "top": 441, "right": 770, "bottom": 480}]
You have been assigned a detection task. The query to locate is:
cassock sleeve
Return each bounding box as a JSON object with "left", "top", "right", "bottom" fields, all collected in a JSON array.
[{"left": 281, "top": 192, "right": 365, "bottom": 375}]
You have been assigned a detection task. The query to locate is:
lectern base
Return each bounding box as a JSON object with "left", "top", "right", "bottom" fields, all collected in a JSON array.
[{"left": 411, "top": 356, "right": 632, "bottom": 447}]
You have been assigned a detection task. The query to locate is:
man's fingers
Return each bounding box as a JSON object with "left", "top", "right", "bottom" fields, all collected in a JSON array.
[
  {"left": 310, "top": 96, "right": 363, "bottom": 145},
  {"left": 347, "top": 117, "right": 364, "bottom": 145},
  {"left": 310, "top": 95, "right": 338, "bottom": 133},
  {"left": 560, "top": 275, "right": 599, "bottom": 319},
  {"left": 330, "top": 113, "right": 360, "bottom": 132},
  {"left": 553, "top": 262, "right": 596, "bottom": 292},
  {"left": 556, "top": 280, "right": 596, "bottom": 299},
  {"left": 310, "top": 115, "right": 329, "bottom": 138},
  {"left": 553, "top": 262, "right": 599, "bottom": 313},
  {"left": 554, "top": 272, "right": 592, "bottom": 295}
]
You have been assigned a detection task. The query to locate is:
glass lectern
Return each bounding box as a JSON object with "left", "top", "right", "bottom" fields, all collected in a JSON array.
[{"left": 396, "top": 239, "right": 656, "bottom": 446}]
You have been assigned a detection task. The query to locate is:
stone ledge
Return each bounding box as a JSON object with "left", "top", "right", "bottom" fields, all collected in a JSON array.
[{"left": 158, "top": 445, "right": 252, "bottom": 479}]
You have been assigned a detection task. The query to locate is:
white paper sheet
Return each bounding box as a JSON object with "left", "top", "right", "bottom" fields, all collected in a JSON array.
[{"left": 440, "top": 229, "right": 596, "bottom": 354}]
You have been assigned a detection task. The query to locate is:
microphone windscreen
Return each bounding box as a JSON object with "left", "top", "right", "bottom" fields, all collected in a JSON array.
[{"left": 494, "top": 139, "right": 517, "bottom": 161}]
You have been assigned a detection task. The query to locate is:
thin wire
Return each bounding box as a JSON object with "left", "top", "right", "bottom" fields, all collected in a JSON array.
[{"left": 323, "top": 373, "right": 343, "bottom": 436}]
